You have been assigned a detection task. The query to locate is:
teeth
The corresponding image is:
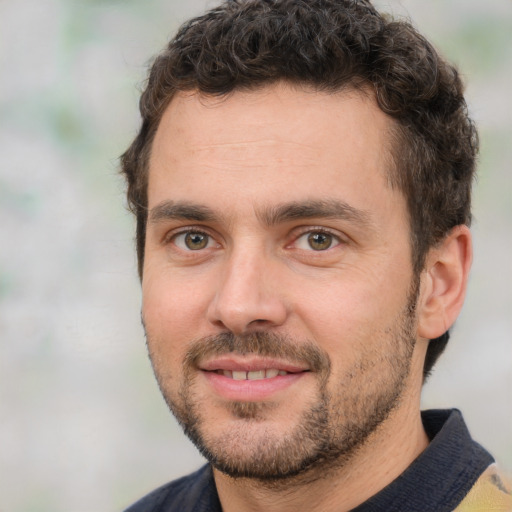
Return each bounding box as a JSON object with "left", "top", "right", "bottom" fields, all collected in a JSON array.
[
  {"left": 247, "top": 370, "right": 265, "bottom": 380},
  {"left": 217, "top": 368, "right": 289, "bottom": 379}
]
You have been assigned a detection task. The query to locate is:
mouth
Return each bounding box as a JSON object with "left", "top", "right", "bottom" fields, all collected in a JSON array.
[
  {"left": 213, "top": 369, "right": 292, "bottom": 380},
  {"left": 199, "top": 356, "right": 310, "bottom": 401}
]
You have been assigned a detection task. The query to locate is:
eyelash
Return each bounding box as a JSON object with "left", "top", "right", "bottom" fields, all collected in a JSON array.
[
  {"left": 291, "top": 227, "right": 343, "bottom": 251},
  {"left": 166, "top": 228, "right": 216, "bottom": 250},
  {"left": 164, "top": 226, "right": 345, "bottom": 253}
]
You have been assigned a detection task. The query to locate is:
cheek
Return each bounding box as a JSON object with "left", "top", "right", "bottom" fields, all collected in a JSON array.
[
  {"left": 144, "top": 263, "right": 201, "bottom": 316},
  {"left": 141, "top": 265, "right": 217, "bottom": 354},
  {"left": 142, "top": 275, "right": 188, "bottom": 354},
  {"left": 296, "top": 275, "right": 388, "bottom": 327},
  {"left": 294, "top": 272, "right": 409, "bottom": 357}
]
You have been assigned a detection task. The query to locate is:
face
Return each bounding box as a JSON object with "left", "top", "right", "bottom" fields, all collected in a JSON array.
[{"left": 142, "top": 83, "right": 421, "bottom": 481}]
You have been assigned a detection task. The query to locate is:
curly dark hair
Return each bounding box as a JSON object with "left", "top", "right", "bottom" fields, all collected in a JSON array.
[{"left": 121, "top": 0, "right": 478, "bottom": 380}]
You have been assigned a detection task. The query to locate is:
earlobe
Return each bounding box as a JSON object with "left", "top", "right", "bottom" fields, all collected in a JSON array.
[{"left": 417, "top": 225, "right": 473, "bottom": 340}]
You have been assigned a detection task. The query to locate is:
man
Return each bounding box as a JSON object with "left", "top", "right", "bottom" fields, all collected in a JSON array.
[{"left": 121, "top": 0, "right": 511, "bottom": 510}]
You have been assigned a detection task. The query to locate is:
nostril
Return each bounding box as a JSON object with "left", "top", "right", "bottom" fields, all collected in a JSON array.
[{"left": 250, "top": 319, "right": 269, "bottom": 326}]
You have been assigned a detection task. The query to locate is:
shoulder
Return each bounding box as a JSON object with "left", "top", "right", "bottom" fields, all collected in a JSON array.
[
  {"left": 123, "top": 464, "right": 220, "bottom": 512},
  {"left": 454, "top": 463, "right": 512, "bottom": 512}
]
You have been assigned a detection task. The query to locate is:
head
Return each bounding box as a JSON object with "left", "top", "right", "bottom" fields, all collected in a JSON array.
[
  {"left": 121, "top": 0, "right": 477, "bottom": 380},
  {"left": 121, "top": 0, "right": 476, "bottom": 481}
]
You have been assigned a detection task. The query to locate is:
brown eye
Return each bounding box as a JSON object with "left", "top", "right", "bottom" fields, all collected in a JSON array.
[
  {"left": 173, "top": 231, "right": 212, "bottom": 250},
  {"left": 184, "top": 232, "right": 209, "bottom": 250},
  {"left": 307, "top": 232, "right": 334, "bottom": 251}
]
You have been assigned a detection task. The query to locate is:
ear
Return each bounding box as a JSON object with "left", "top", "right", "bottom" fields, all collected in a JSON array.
[{"left": 417, "top": 225, "right": 472, "bottom": 340}]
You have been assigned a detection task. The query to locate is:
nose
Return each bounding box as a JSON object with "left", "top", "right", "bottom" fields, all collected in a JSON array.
[{"left": 207, "top": 248, "right": 288, "bottom": 335}]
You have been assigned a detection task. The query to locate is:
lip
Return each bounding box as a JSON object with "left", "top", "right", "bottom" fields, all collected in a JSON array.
[
  {"left": 199, "top": 355, "right": 308, "bottom": 373},
  {"left": 199, "top": 356, "right": 310, "bottom": 401}
]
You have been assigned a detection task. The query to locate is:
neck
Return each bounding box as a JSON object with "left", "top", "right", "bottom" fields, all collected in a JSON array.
[{"left": 213, "top": 378, "right": 429, "bottom": 512}]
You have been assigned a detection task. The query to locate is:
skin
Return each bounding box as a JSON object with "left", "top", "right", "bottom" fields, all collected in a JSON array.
[{"left": 142, "top": 83, "right": 472, "bottom": 512}]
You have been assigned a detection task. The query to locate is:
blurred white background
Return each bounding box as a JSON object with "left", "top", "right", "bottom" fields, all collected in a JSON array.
[{"left": 0, "top": 1, "right": 510, "bottom": 510}]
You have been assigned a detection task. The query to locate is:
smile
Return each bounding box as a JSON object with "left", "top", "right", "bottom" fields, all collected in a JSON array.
[
  {"left": 215, "top": 369, "right": 289, "bottom": 380},
  {"left": 200, "top": 357, "right": 309, "bottom": 401}
]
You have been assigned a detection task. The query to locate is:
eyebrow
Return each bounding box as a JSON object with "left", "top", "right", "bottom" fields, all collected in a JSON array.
[
  {"left": 148, "top": 200, "right": 219, "bottom": 224},
  {"left": 259, "top": 199, "right": 374, "bottom": 228},
  {"left": 148, "top": 198, "right": 374, "bottom": 229}
]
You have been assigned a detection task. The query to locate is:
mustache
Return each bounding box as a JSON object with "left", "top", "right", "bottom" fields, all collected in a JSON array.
[{"left": 183, "top": 331, "right": 331, "bottom": 374}]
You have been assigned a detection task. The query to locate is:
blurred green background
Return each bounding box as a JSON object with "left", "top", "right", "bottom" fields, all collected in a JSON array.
[{"left": 0, "top": 1, "right": 510, "bottom": 511}]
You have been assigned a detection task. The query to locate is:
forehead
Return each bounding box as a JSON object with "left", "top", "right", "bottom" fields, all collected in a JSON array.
[{"left": 148, "top": 83, "right": 401, "bottom": 219}]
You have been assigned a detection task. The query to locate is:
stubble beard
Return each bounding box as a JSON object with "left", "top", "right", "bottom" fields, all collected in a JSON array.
[{"left": 146, "top": 284, "right": 419, "bottom": 484}]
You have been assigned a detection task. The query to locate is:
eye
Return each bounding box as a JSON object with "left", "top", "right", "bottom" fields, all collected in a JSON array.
[
  {"left": 295, "top": 231, "right": 340, "bottom": 251},
  {"left": 173, "top": 231, "right": 214, "bottom": 251}
]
